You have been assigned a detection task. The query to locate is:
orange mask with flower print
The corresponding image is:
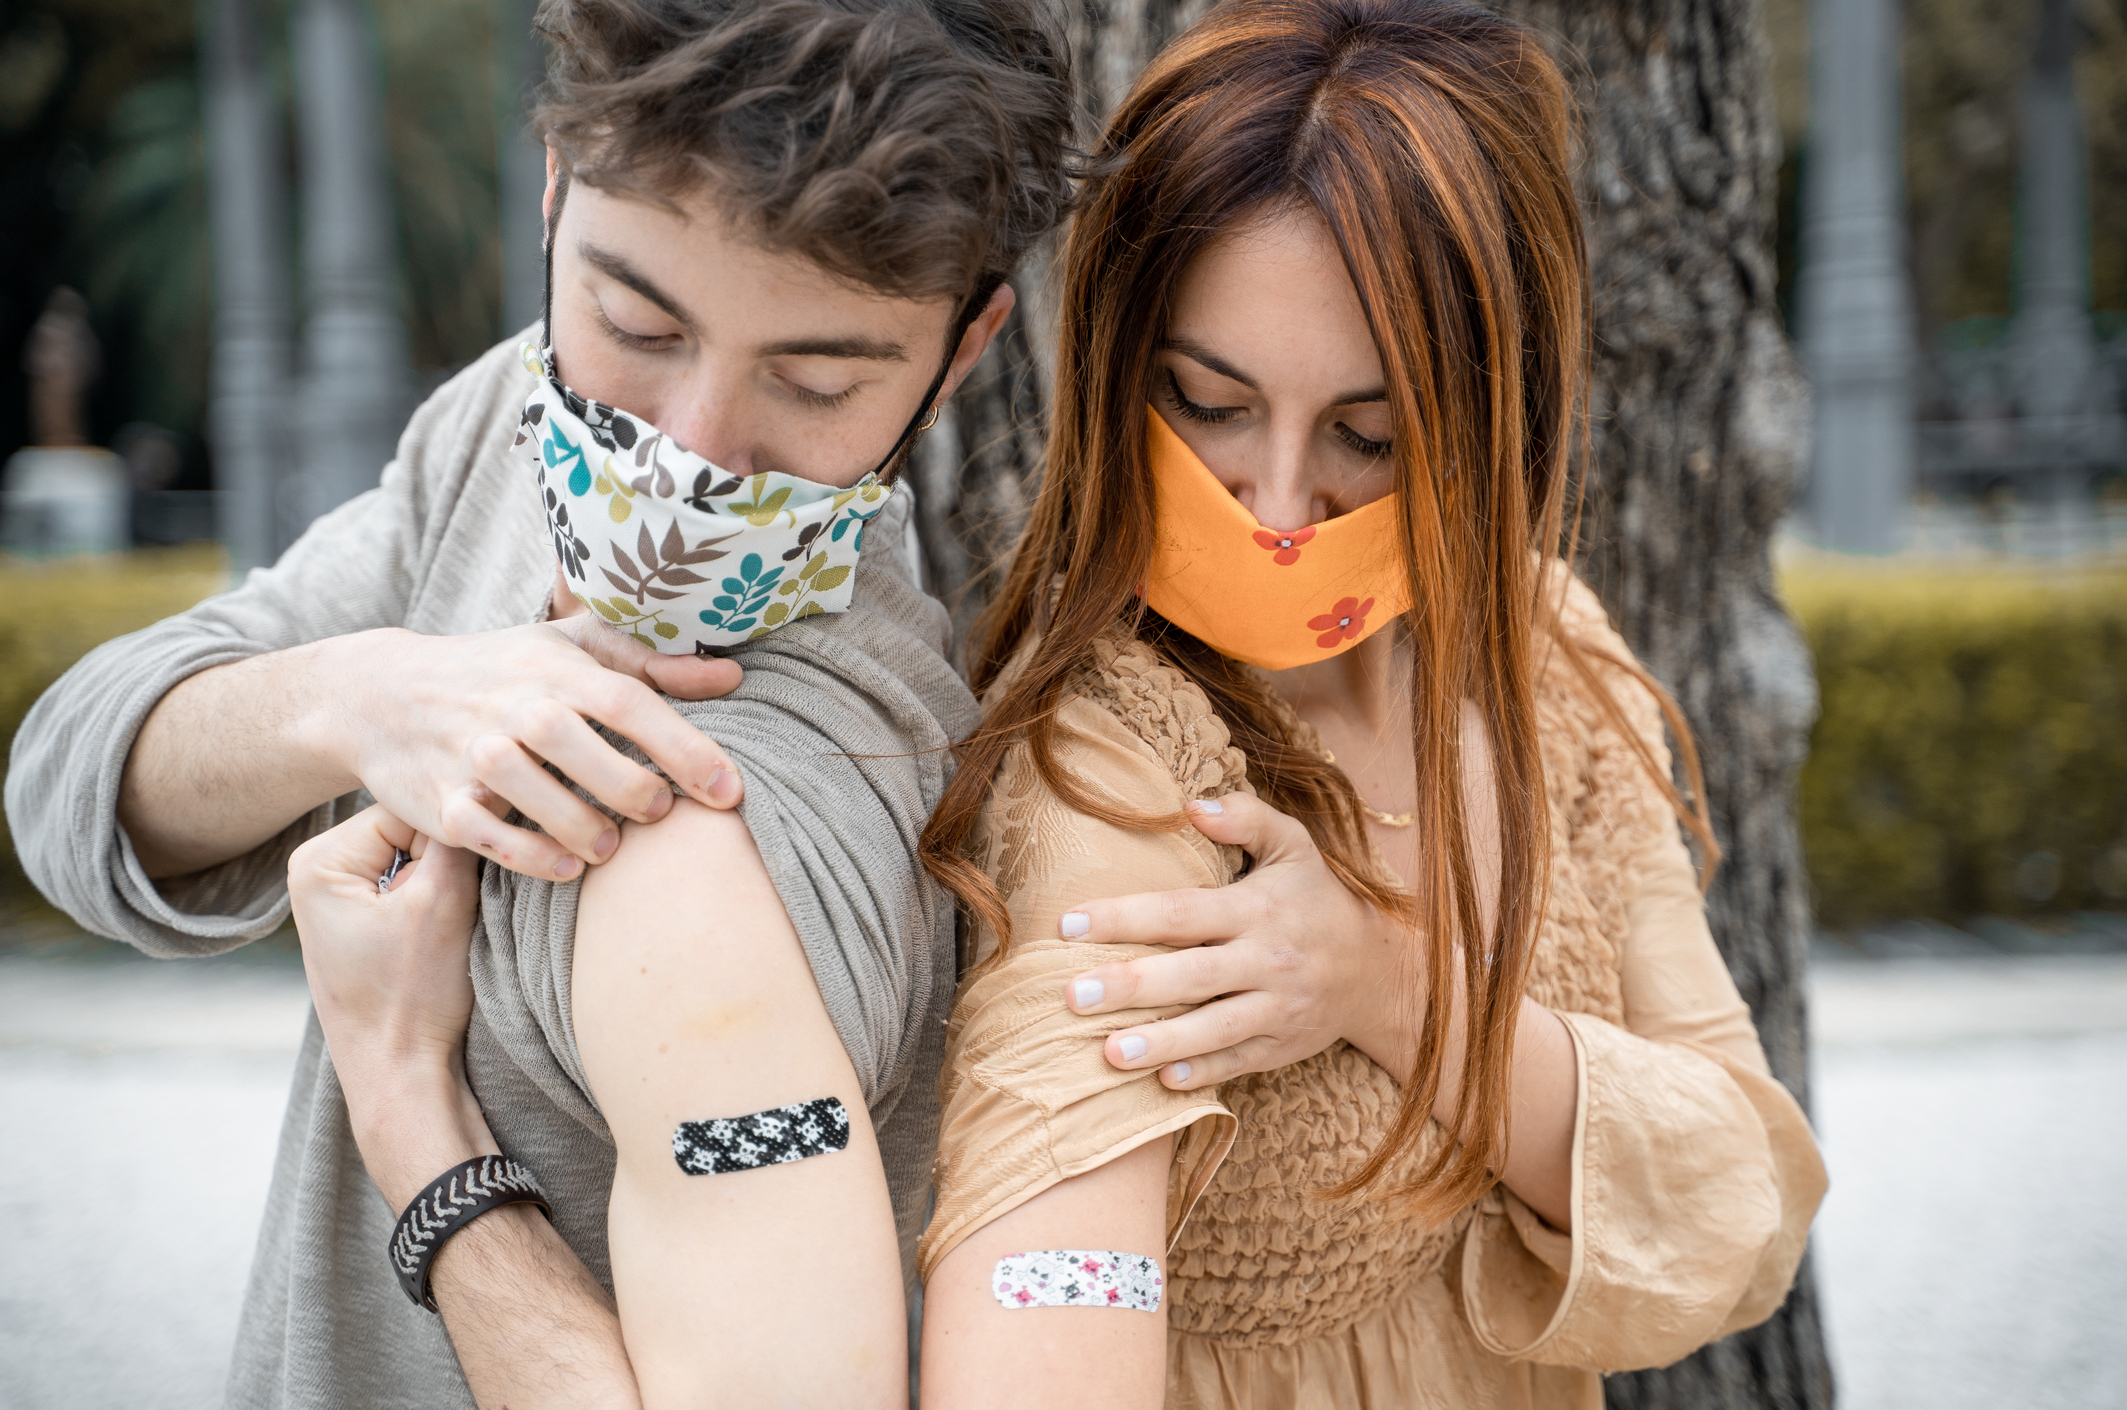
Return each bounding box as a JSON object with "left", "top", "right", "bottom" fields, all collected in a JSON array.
[{"left": 1141, "top": 406, "right": 1411, "bottom": 671}]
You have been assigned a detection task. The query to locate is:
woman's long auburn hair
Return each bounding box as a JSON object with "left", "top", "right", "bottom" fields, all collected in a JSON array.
[{"left": 919, "top": 0, "right": 1715, "bottom": 1217}]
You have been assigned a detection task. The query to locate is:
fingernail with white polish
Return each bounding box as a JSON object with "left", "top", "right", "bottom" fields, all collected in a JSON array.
[
  {"left": 1072, "top": 978, "right": 1104, "bottom": 1009},
  {"left": 1190, "top": 798, "right": 1225, "bottom": 815},
  {"left": 1171, "top": 1062, "right": 1192, "bottom": 1083},
  {"left": 1118, "top": 1035, "right": 1149, "bottom": 1062},
  {"left": 1059, "top": 911, "right": 1090, "bottom": 938}
]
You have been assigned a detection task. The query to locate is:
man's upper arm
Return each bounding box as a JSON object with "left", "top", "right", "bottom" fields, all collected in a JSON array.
[{"left": 572, "top": 799, "right": 908, "bottom": 1409}]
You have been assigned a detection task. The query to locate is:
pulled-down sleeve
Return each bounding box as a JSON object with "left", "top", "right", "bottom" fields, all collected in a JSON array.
[
  {"left": 1458, "top": 816, "right": 1829, "bottom": 1371},
  {"left": 917, "top": 694, "right": 1240, "bottom": 1280}
]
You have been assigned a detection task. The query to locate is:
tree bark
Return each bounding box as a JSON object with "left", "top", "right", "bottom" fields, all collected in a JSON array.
[
  {"left": 1494, "top": 5, "right": 1829, "bottom": 1401},
  {"left": 922, "top": 4, "right": 1830, "bottom": 1406}
]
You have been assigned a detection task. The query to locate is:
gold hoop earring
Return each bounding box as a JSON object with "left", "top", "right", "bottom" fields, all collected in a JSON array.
[{"left": 917, "top": 405, "right": 942, "bottom": 433}]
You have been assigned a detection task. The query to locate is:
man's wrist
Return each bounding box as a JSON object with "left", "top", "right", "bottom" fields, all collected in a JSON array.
[
  {"left": 343, "top": 1059, "right": 500, "bottom": 1212},
  {"left": 286, "top": 629, "right": 396, "bottom": 794}
]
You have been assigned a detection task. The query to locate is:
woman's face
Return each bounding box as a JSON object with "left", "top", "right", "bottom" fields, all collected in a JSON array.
[{"left": 1155, "top": 206, "right": 1397, "bottom": 531}]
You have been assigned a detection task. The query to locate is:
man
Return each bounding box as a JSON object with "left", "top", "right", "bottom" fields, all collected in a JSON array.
[{"left": 4, "top": 0, "right": 1073, "bottom": 1403}]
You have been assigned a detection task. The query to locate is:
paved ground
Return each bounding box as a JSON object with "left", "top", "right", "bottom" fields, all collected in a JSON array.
[{"left": 2, "top": 930, "right": 2124, "bottom": 1408}]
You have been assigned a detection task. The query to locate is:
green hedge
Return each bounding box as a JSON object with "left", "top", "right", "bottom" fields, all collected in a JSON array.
[
  {"left": 1789, "top": 562, "right": 2127, "bottom": 925},
  {"left": 0, "top": 547, "right": 230, "bottom": 916},
  {"left": 3, "top": 547, "right": 2121, "bottom": 931}
]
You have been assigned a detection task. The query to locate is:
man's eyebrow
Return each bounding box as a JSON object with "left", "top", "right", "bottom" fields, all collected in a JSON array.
[
  {"left": 580, "top": 243, "right": 695, "bottom": 331},
  {"left": 1163, "top": 337, "right": 1386, "bottom": 405},
  {"left": 756, "top": 335, "right": 909, "bottom": 363}
]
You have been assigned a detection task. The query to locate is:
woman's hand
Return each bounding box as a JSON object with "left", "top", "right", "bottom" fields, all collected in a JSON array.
[
  {"left": 289, "top": 804, "right": 492, "bottom": 1209},
  {"left": 1057, "top": 793, "right": 1418, "bottom": 1090}
]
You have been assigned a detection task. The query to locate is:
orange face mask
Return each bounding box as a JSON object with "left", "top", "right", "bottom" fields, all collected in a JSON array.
[{"left": 1141, "top": 407, "right": 1411, "bottom": 671}]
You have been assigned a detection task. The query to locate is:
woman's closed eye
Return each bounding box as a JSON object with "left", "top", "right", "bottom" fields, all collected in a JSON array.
[
  {"left": 1333, "top": 421, "right": 1392, "bottom": 459},
  {"left": 1164, "top": 368, "right": 1243, "bottom": 425}
]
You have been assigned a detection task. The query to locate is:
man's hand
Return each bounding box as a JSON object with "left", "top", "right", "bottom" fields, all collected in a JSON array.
[
  {"left": 126, "top": 571, "right": 746, "bottom": 883},
  {"left": 333, "top": 601, "right": 745, "bottom": 882},
  {"left": 290, "top": 804, "right": 494, "bottom": 1210}
]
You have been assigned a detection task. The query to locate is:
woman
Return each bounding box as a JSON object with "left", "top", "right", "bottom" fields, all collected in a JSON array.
[{"left": 913, "top": 1, "right": 1825, "bottom": 1406}]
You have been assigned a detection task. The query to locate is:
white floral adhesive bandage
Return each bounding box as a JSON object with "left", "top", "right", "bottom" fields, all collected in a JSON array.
[{"left": 991, "top": 1251, "right": 1163, "bottom": 1311}]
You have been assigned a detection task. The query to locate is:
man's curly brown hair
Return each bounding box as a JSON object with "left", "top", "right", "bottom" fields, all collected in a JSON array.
[{"left": 533, "top": 0, "right": 1076, "bottom": 305}]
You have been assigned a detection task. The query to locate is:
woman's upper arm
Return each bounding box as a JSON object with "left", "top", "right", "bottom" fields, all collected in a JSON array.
[
  {"left": 921, "top": 700, "right": 1239, "bottom": 1275},
  {"left": 572, "top": 799, "right": 907, "bottom": 1409},
  {"left": 921, "top": 1136, "right": 1174, "bottom": 1410},
  {"left": 918, "top": 699, "right": 1241, "bottom": 1405}
]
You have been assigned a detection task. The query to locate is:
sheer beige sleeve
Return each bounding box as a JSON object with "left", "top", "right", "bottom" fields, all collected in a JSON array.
[
  {"left": 1460, "top": 578, "right": 1828, "bottom": 1371},
  {"left": 917, "top": 686, "right": 1241, "bottom": 1281}
]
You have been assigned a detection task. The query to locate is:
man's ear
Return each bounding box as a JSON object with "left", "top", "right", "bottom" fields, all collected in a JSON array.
[{"left": 934, "top": 282, "right": 1018, "bottom": 405}]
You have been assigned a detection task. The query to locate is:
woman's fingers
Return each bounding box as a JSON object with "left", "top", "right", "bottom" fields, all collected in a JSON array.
[
  {"left": 1182, "top": 792, "right": 1317, "bottom": 865},
  {"left": 1157, "top": 1035, "right": 1287, "bottom": 1091},
  {"left": 1065, "top": 943, "right": 1256, "bottom": 1014},
  {"left": 1099, "top": 992, "right": 1286, "bottom": 1073},
  {"left": 1058, "top": 880, "right": 1264, "bottom": 950}
]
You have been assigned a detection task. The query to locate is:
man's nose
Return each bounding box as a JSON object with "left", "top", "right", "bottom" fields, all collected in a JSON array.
[{"left": 659, "top": 372, "right": 752, "bottom": 472}]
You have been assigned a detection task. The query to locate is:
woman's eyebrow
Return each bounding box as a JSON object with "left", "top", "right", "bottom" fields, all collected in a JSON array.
[
  {"left": 580, "top": 243, "right": 696, "bottom": 331},
  {"left": 1162, "top": 336, "right": 1258, "bottom": 390},
  {"left": 1164, "top": 337, "right": 1386, "bottom": 406}
]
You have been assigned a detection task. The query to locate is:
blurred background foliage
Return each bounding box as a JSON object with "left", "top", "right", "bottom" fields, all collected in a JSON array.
[
  {"left": 1789, "top": 563, "right": 2127, "bottom": 924},
  {"left": 0, "top": 0, "right": 502, "bottom": 488},
  {"left": 1764, "top": 0, "right": 2127, "bottom": 336},
  {"left": 0, "top": 546, "right": 229, "bottom": 921}
]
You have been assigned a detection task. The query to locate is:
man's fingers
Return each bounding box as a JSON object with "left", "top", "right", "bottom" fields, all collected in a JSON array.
[
  {"left": 557, "top": 610, "right": 744, "bottom": 704},
  {"left": 1064, "top": 945, "right": 1255, "bottom": 1015},
  {"left": 1184, "top": 792, "right": 1316, "bottom": 865},
  {"left": 466, "top": 733, "right": 620, "bottom": 866},
  {"left": 556, "top": 661, "right": 743, "bottom": 811},
  {"left": 1099, "top": 993, "right": 1286, "bottom": 1073},
  {"left": 504, "top": 700, "right": 676, "bottom": 826},
  {"left": 1058, "top": 882, "right": 1260, "bottom": 950},
  {"left": 436, "top": 788, "right": 586, "bottom": 881},
  {"left": 640, "top": 651, "right": 743, "bottom": 702},
  {"left": 292, "top": 805, "right": 417, "bottom": 891}
]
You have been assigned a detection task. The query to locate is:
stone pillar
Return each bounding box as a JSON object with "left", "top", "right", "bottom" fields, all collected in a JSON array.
[
  {"left": 199, "top": 0, "right": 297, "bottom": 570},
  {"left": 1797, "top": 0, "right": 1916, "bottom": 553},
  {"left": 292, "top": 0, "right": 411, "bottom": 541},
  {"left": 496, "top": 0, "right": 548, "bottom": 339},
  {"left": 2009, "top": 0, "right": 2113, "bottom": 550}
]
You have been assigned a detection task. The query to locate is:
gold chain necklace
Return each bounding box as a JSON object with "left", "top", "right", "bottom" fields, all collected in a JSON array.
[{"left": 1320, "top": 749, "right": 1415, "bottom": 829}]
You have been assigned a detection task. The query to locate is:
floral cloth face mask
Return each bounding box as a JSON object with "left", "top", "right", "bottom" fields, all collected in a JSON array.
[
  {"left": 515, "top": 344, "right": 897, "bottom": 654},
  {"left": 1140, "top": 406, "right": 1412, "bottom": 671}
]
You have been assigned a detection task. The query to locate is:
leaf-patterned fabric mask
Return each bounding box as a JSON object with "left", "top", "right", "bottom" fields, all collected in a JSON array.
[{"left": 514, "top": 344, "right": 897, "bottom": 654}]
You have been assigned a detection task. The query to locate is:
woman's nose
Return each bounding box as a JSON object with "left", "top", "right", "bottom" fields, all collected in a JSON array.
[{"left": 1247, "top": 444, "right": 1319, "bottom": 531}]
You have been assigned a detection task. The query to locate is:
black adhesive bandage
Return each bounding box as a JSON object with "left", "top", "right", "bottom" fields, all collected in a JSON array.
[{"left": 672, "top": 1097, "right": 850, "bottom": 1175}]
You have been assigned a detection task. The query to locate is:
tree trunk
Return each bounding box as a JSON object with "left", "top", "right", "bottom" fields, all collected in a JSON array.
[
  {"left": 923, "top": 4, "right": 1830, "bottom": 1407},
  {"left": 1493, "top": 3, "right": 1831, "bottom": 1406}
]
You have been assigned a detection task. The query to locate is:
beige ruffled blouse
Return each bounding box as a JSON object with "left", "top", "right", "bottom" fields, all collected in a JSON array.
[{"left": 919, "top": 574, "right": 1827, "bottom": 1408}]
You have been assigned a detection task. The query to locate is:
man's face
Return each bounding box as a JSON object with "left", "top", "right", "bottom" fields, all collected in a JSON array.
[{"left": 542, "top": 153, "right": 1005, "bottom": 488}]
